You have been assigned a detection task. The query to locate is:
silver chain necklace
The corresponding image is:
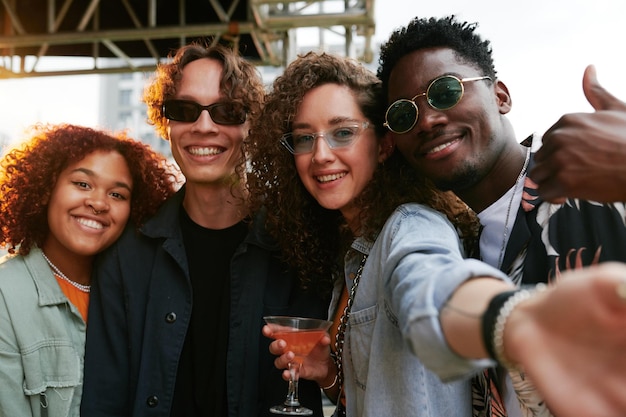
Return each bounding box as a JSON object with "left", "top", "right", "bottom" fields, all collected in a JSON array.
[
  {"left": 41, "top": 251, "right": 91, "bottom": 293},
  {"left": 333, "top": 254, "right": 368, "bottom": 391},
  {"left": 497, "top": 147, "right": 531, "bottom": 269}
]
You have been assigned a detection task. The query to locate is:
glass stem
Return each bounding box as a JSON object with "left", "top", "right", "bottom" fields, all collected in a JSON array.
[{"left": 284, "top": 361, "right": 301, "bottom": 406}]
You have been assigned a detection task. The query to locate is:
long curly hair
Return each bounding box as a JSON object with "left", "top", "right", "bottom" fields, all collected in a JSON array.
[
  {"left": 0, "top": 123, "right": 178, "bottom": 255},
  {"left": 377, "top": 15, "right": 497, "bottom": 108},
  {"left": 246, "top": 52, "right": 478, "bottom": 297},
  {"left": 143, "top": 41, "right": 266, "bottom": 140}
]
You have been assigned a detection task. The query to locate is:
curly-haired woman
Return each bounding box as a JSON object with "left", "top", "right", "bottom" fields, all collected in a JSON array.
[{"left": 0, "top": 123, "right": 176, "bottom": 417}]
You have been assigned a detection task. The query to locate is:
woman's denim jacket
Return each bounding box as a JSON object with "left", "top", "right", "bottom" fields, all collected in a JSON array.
[
  {"left": 330, "top": 203, "right": 509, "bottom": 417},
  {"left": 0, "top": 247, "right": 85, "bottom": 417}
]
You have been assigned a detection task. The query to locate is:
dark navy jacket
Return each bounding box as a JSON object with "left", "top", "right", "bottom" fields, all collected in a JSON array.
[{"left": 81, "top": 188, "right": 328, "bottom": 417}]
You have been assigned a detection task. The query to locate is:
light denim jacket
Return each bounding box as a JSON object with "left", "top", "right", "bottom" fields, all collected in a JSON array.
[
  {"left": 330, "top": 203, "right": 509, "bottom": 417},
  {"left": 0, "top": 247, "right": 85, "bottom": 417}
]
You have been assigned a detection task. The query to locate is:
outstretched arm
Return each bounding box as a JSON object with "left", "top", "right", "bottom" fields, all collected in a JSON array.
[
  {"left": 443, "top": 262, "right": 626, "bottom": 417},
  {"left": 504, "top": 262, "right": 626, "bottom": 417},
  {"left": 530, "top": 65, "right": 626, "bottom": 203}
]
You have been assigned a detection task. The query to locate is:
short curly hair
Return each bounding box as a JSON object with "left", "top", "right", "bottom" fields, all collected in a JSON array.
[
  {"left": 0, "top": 123, "right": 178, "bottom": 255},
  {"left": 246, "top": 52, "right": 478, "bottom": 297},
  {"left": 377, "top": 15, "right": 497, "bottom": 105},
  {"left": 143, "top": 42, "right": 266, "bottom": 139}
]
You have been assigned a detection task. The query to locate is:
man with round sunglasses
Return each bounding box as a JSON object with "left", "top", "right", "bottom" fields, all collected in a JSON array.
[
  {"left": 81, "top": 43, "right": 329, "bottom": 417},
  {"left": 384, "top": 75, "right": 491, "bottom": 135},
  {"left": 377, "top": 15, "right": 626, "bottom": 417}
]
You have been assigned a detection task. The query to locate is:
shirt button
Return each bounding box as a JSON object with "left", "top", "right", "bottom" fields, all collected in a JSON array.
[
  {"left": 165, "top": 312, "right": 177, "bottom": 323},
  {"left": 348, "top": 272, "right": 356, "bottom": 280},
  {"left": 146, "top": 395, "right": 159, "bottom": 407}
]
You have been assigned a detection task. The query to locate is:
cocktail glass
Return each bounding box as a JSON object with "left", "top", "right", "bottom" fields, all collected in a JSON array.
[{"left": 264, "top": 315, "right": 332, "bottom": 416}]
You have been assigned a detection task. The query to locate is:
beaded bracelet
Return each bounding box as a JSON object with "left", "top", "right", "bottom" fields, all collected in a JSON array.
[
  {"left": 481, "top": 290, "right": 518, "bottom": 362},
  {"left": 483, "top": 284, "right": 547, "bottom": 370}
]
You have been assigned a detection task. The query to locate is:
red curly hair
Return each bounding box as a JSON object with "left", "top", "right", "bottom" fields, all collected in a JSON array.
[{"left": 0, "top": 123, "right": 178, "bottom": 255}]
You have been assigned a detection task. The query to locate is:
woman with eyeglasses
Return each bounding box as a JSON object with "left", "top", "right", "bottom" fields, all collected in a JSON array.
[
  {"left": 246, "top": 51, "right": 626, "bottom": 417},
  {"left": 0, "top": 123, "right": 176, "bottom": 417}
]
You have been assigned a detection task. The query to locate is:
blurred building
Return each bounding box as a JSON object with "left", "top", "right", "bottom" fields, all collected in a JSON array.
[
  {"left": 0, "top": 130, "right": 11, "bottom": 155},
  {"left": 98, "top": 69, "right": 169, "bottom": 157}
]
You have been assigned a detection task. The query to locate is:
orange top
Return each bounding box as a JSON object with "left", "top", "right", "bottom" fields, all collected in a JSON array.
[{"left": 55, "top": 277, "right": 90, "bottom": 322}]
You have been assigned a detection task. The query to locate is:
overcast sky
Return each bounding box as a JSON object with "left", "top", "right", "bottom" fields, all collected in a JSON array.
[
  {"left": 1, "top": 0, "right": 625, "bottom": 143},
  {"left": 373, "top": 0, "right": 626, "bottom": 139}
]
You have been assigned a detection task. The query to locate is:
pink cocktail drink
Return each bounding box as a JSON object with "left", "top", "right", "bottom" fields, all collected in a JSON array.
[
  {"left": 264, "top": 316, "right": 332, "bottom": 416},
  {"left": 271, "top": 329, "right": 327, "bottom": 363}
]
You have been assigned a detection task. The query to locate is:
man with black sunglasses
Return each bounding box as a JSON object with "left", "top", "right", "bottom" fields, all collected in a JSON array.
[
  {"left": 377, "top": 15, "right": 626, "bottom": 417},
  {"left": 81, "top": 43, "right": 329, "bottom": 417}
]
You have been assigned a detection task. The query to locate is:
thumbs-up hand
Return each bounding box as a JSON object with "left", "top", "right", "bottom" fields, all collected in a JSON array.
[
  {"left": 529, "top": 65, "right": 626, "bottom": 203},
  {"left": 582, "top": 65, "right": 626, "bottom": 111}
]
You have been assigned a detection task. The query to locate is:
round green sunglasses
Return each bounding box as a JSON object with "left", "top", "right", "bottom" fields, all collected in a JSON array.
[{"left": 384, "top": 75, "right": 491, "bottom": 134}]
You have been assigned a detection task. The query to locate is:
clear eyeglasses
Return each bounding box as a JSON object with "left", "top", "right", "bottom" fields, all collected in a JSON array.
[{"left": 280, "top": 122, "right": 371, "bottom": 154}]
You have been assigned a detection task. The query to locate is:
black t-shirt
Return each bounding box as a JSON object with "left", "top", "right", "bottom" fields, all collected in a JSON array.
[{"left": 171, "top": 209, "right": 248, "bottom": 417}]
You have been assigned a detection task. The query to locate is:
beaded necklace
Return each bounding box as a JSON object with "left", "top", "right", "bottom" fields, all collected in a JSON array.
[{"left": 41, "top": 251, "right": 91, "bottom": 293}]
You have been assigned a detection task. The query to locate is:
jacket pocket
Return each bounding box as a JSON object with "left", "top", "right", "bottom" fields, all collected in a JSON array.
[
  {"left": 21, "top": 340, "right": 81, "bottom": 395},
  {"left": 346, "top": 304, "right": 377, "bottom": 390}
]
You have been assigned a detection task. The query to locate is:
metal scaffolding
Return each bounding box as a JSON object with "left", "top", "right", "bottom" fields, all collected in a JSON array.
[{"left": 0, "top": 0, "right": 376, "bottom": 78}]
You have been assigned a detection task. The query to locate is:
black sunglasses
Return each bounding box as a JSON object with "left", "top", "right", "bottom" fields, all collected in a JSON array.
[
  {"left": 162, "top": 99, "right": 247, "bottom": 125},
  {"left": 384, "top": 75, "right": 491, "bottom": 134}
]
